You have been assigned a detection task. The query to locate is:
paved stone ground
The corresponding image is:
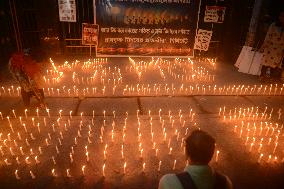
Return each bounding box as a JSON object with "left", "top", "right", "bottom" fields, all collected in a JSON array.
[{"left": 0, "top": 58, "right": 283, "bottom": 189}]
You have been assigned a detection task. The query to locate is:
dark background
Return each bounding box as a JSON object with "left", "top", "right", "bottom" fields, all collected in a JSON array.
[{"left": 0, "top": 0, "right": 283, "bottom": 67}]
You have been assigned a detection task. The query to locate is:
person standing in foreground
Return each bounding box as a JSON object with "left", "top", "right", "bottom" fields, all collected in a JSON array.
[
  {"left": 158, "top": 130, "right": 233, "bottom": 189},
  {"left": 8, "top": 48, "right": 47, "bottom": 108},
  {"left": 259, "top": 10, "right": 284, "bottom": 81}
]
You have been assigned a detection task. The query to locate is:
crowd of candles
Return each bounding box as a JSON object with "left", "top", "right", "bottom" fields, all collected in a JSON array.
[
  {"left": 0, "top": 107, "right": 221, "bottom": 181},
  {"left": 219, "top": 106, "right": 284, "bottom": 164},
  {"left": 0, "top": 57, "right": 283, "bottom": 187},
  {"left": 1, "top": 58, "right": 284, "bottom": 97}
]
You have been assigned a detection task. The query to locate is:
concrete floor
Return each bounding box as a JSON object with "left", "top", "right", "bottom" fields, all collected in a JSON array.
[{"left": 0, "top": 58, "right": 283, "bottom": 189}]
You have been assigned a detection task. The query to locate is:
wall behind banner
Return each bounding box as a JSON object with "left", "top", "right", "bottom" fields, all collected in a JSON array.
[{"left": 3, "top": 0, "right": 279, "bottom": 62}]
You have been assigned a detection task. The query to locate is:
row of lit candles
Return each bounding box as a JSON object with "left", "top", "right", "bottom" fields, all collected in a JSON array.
[
  {"left": 219, "top": 107, "right": 283, "bottom": 164},
  {"left": 2, "top": 83, "right": 283, "bottom": 97},
  {"left": 0, "top": 108, "right": 204, "bottom": 180}
]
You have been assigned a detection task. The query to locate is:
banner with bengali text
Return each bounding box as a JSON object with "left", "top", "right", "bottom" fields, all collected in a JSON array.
[{"left": 96, "top": 0, "right": 200, "bottom": 56}]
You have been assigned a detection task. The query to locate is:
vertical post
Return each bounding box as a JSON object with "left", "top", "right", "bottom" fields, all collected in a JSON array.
[
  {"left": 90, "top": 45, "right": 92, "bottom": 57},
  {"left": 9, "top": 0, "right": 22, "bottom": 51},
  {"left": 93, "top": 0, "right": 97, "bottom": 57},
  {"left": 193, "top": 0, "right": 202, "bottom": 58},
  {"left": 93, "top": 0, "right": 96, "bottom": 24},
  {"left": 245, "top": 0, "right": 264, "bottom": 47}
]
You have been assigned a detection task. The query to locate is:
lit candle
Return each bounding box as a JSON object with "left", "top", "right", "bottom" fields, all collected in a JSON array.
[
  {"left": 140, "top": 149, "right": 143, "bottom": 158},
  {"left": 267, "top": 154, "right": 272, "bottom": 163},
  {"left": 142, "top": 162, "right": 146, "bottom": 173},
  {"left": 70, "top": 153, "right": 73, "bottom": 163},
  {"left": 15, "top": 170, "right": 20, "bottom": 180},
  {"left": 66, "top": 169, "right": 72, "bottom": 177},
  {"left": 103, "top": 163, "right": 106, "bottom": 177},
  {"left": 69, "top": 111, "right": 73, "bottom": 119},
  {"left": 25, "top": 157, "right": 31, "bottom": 164},
  {"left": 30, "top": 170, "right": 36, "bottom": 179},
  {"left": 35, "top": 156, "right": 40, "bottom": 164},
  {"left": 249, "top": 143, "right": 254, "bottom": 152},
  {"left": 24, "top": 109, "right": 28, "bottom": 118},
  {"left": 169, "top": 147, "right": 172, "bottom": 155},
  {"left": 59, "top": 109, "right": 62, "bottom": 118},
  {"left": 154, "top": 148, "right": 158, "bottom": 157},
  {"left": 86, "top": 152, "right": 90, "bottom": 162},
  {"left": 216, "top": 150, "right": 220, "bottom": 162},
  {"left": 4, "top": 159, "right": 11, "bottom": 165},
  {"left": 12, "top": 109, "right": 16, "bottom": 118},
  {"left": 52, "top": 169, "right": 57, "bottom": 177},
  {"left": 49, "top": 156, "right": 56, "bottom": 166},
  {"left": 158, "top": 161, "right": 162, "bottom": 172},
  {"left": 46, "top": 108, "right": 50, "bottom": 118},
  {"left": 273, "top": 142, "right": 278, "bottom": 154},
  {"left": 258, "top": 144, "right": 262, "bottom": 153},
  {"left": 82, "top": 165, "right": 86, "bottom": 175},
  {"left": 173, "top": 159, "right": 177, "bottom": 170},
  {"left": 123, "top": 162, "right": 127, "bottom": 174}
]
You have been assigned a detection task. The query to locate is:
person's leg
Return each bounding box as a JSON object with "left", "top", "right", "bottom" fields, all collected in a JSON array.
[
  {"left": 260, "top": 66, "right": 268, "bottom": 81},
  {"left": 39, "top": 89, "right": 45, "bottom": 99},
  {"left": 260, "top": 66, "right": 268, "bottom": 76},
  {"left": 21, "top": 89, "right": 31, "bottom": 107},
  {"left": 271, "top": 67, "right": 282, "bottom": 80},
  {"left": 32, "top": 89, "right": 46, "bottom": 107}
]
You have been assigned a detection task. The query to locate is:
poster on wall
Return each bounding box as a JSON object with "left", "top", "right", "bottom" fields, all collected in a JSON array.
[
  {"left": 194, "top": 29, "right": 213, "bottom": 51},
  {"left": 96, "top": 0, "right": 200, "bottom": 56},
  {"left": 82, "top": 23, "right": 99, "bottom": 45},
  {"left": 204, "top": 6, "right": 226, "bottom": 23},
  {"left": 58, "top": 0, "right": 76, "bottom": 22}
]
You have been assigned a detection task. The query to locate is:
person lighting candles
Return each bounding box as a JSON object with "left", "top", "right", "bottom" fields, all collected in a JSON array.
[{"left": 8, "top": 48, "right": 47, "bottom": 108}]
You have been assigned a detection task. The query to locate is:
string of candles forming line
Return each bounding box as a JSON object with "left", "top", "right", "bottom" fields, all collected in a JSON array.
[
  {"left": 127, "top": 57, "right": 215, "bottom": 82},
  {"left": 0, "top": 108, "right": 223, "bottom": 181},
  {"left": 46, "top": 57, "right": 214, "bottom": 87},
  {"left": 2, "top": 57, "right": 284, "bottom": 97},
  {"left": 2, "top": 57, "right": 216, "bottom": 94},
  {"left": 219, "top": 106, "right": 284, "bottom": 164},
  {"left": 1, "top": 83, "right": 284, "bottom": 97}
]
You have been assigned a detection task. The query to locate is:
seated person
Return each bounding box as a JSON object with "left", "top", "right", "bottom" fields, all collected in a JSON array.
[{"left": 159, "top": 129, "right": 233, "bottom": 189}]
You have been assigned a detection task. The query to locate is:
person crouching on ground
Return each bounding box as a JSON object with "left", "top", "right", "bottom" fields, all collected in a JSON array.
[
  {"left": 158, "top": 129, "right": 233, "bottom": 189},
  {"left": 9, "top": 48, "right": 47, "bottom": 108}
]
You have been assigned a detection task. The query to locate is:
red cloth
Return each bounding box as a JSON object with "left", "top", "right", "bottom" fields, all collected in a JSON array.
[
  {"left": 23, "top": 57, "right": 40, "bottom": 79},
  {"left": 10, "top": 52, "right": 25, "bottom": 71},
  {"left": 10, "top": 52, "right": 41, "bottom": 78}
]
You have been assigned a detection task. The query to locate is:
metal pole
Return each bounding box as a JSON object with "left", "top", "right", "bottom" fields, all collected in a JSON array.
[
  {"left": 9, "top": 0, "right": 20, "bottom": 51},
  {"left": 12, "top": 0, "right": 22, "bottom": 50},
  {"left": 93, "top": 0, "right": 97, "bottom": 57},
  {"left": 245, "top": 0, "right": 264, "bottom": 47},
  {"left": 93, "top": 0, "right": 96, "bottom": 24}
]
